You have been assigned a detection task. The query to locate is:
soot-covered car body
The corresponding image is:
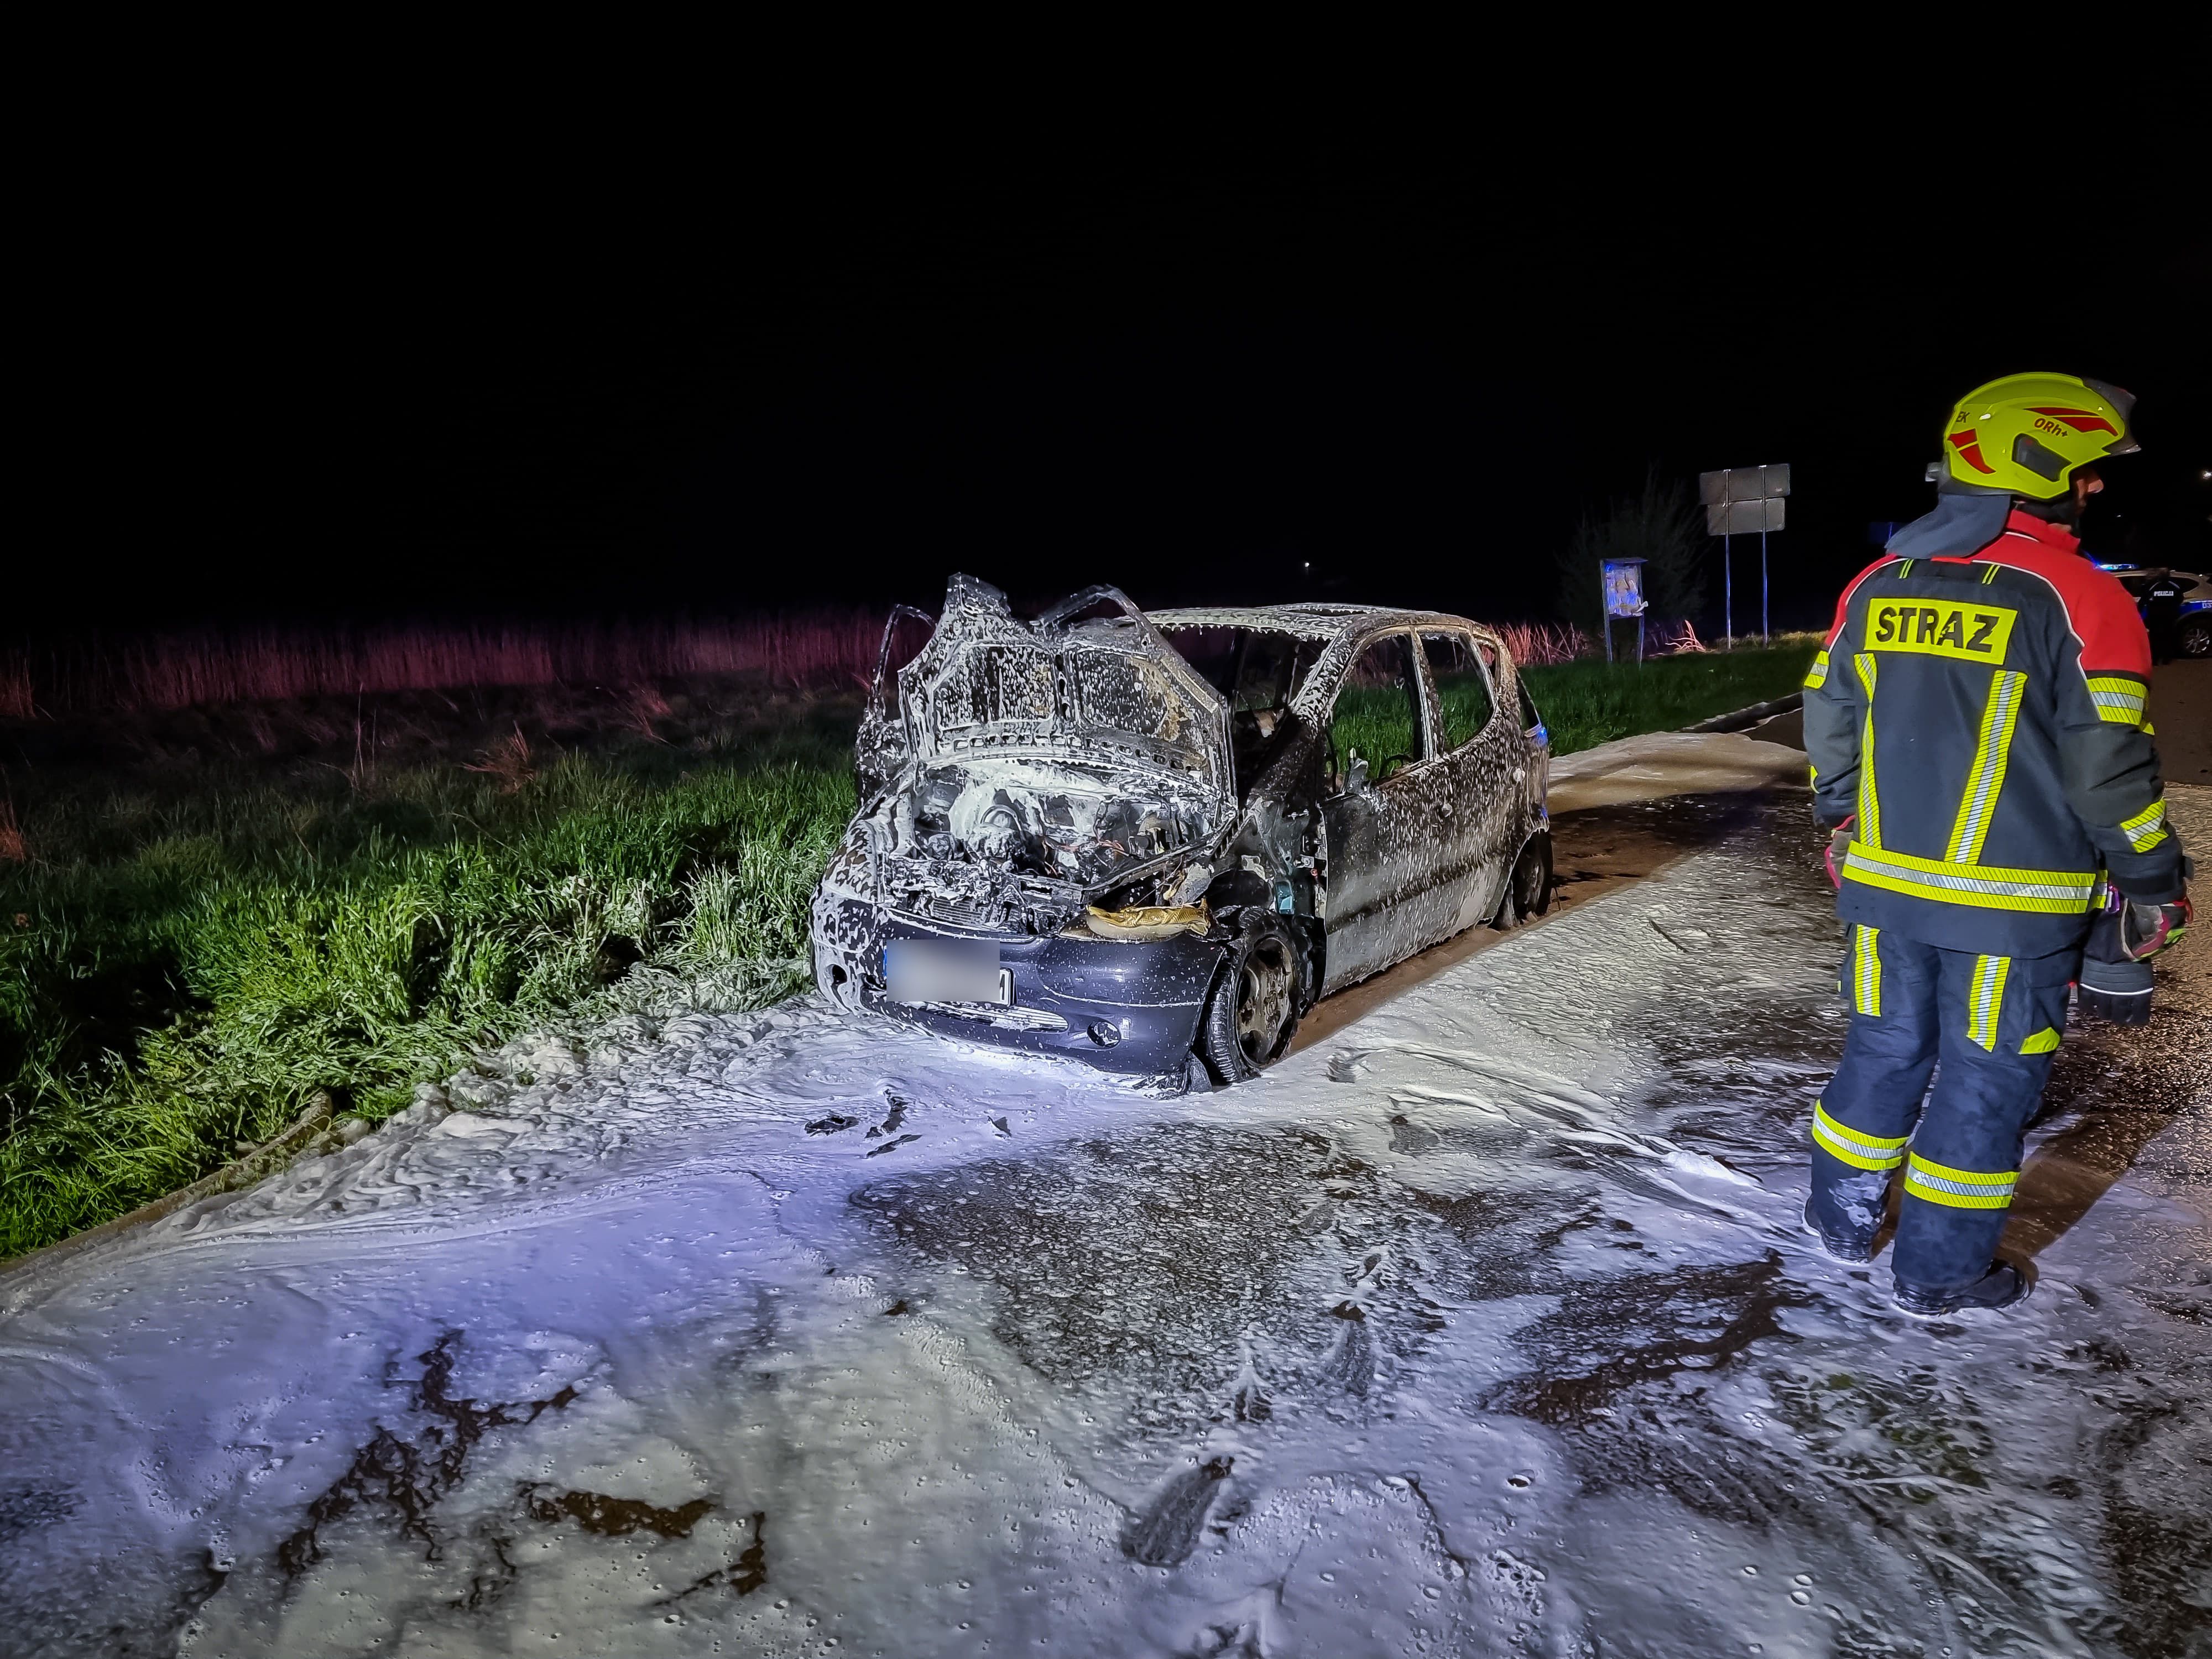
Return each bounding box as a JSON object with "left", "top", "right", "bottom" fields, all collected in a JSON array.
[{"left": 810, "top": 576, "right": 1552, "bottom": 1086}]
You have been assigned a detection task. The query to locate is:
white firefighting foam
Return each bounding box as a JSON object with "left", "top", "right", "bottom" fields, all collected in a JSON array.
[{"left": 1, "top": 793, "right": 2205, "bottom": 1658}]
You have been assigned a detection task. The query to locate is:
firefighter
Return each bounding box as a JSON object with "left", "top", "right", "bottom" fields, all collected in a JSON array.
[{"left": 1801, "top": 372, "right": 2192, "bottom": 1316}]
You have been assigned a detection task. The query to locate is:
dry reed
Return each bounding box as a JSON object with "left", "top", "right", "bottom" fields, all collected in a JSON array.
[
  {"left": 2, "top": 613, "right": 886, "bottom": 717},
  {"left": 1488, "top": 621, "right": 1593, "bottom": 666},
  {"left": 463, "top": 726, "right": 539, "bottom": 793},
  {"left": 1, "top": 658, "right": 32, "bottom": 721}
]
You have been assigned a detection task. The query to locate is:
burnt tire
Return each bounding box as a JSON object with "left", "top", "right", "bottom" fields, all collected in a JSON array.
[
  {"left": 1493, "top": 831, "right": 1553, "bottom": 928},
  {"left": 1195, "top": 911, "right": 1302, "bottom": 1084}
]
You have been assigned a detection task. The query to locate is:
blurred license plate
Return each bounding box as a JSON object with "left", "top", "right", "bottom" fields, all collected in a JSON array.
[{"left": 884, "top": 941, "right": 1011, "bottom": 1006}]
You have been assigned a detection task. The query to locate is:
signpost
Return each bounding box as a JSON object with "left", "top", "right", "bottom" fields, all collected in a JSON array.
[
  {"left": 1601, "top": 557, "right": 1647, "bottom": 665},
  {"left": 1699, "top": 464, "right": 1790, "bottom": 646}
]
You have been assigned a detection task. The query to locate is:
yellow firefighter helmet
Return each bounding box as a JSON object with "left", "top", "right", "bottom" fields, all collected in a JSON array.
[{"left": 1939, "top": 373, "right": 2139, "bottom": 498}]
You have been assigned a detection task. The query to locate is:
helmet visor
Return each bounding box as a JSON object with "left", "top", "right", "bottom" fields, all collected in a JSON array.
[{"left": 2080, "top": 377, "right": 2141, "bottom": 456}]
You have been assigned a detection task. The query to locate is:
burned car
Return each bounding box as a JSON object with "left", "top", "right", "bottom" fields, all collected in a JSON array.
[{"left": 810, "top": 576, "right": 1553, "bottom": 1086}]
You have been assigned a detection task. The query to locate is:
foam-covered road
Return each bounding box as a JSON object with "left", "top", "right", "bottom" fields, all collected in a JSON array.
[{"left": 3, "top": 791, "right": 2207, "bottom": 1658}]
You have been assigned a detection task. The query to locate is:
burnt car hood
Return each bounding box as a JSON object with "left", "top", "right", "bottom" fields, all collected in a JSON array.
[
  {"left": 830, "top": 576, "right": 1234, "bottom": 935},
  {"left": 904, "top": 577, "right": 1228, "bottom": 795}
]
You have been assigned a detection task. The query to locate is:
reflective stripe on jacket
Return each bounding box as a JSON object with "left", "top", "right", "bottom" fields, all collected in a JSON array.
[{"left": 1803, "top": 508, "right": 2185, "bottom": 957}]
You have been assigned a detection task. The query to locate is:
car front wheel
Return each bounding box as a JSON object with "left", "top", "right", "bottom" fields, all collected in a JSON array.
[{"left": 1196, "top": 912, "right": 1302, "bottom": 1083}]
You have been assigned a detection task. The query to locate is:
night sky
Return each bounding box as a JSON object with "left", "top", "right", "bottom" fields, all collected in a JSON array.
[{"left": 30, "top": 111, "right": 2209, "bottom": 640}]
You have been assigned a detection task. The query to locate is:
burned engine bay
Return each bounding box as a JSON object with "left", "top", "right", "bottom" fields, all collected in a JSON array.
[
  {"left": 819, "top": 575, "right": 1239, "bottom": 942},
  {"left": 886, "top": 761, "right": 1213, "bottom": 926}
]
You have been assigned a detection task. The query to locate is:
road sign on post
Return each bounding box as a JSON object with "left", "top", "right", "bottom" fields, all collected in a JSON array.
[
  {"left": 1699, "top": 465, "right": 1790, "bottom": 646},
  {"left": 1601, "top": 557, "right": 1647, "bottom": 666}
]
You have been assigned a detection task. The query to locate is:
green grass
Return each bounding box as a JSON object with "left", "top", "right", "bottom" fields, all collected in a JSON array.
[
  {"left": 1522, "top": 639, "right": 1817, "bottom": 757},
  {"left": 2, "top": 716, "right": 855, "bottom": 1258}
]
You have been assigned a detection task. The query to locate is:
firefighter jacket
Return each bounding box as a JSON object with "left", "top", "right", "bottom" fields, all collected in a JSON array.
[{"left": 1804, "top": 506, "right": 2185, "bottom": 959}]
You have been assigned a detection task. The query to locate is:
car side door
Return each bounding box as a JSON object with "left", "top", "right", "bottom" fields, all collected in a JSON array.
[
  {"left": 1419, "top": 629, "right": 1521, "bottom": 936},
  {"left": 1318, "top": 632, "right": 1457, "bottom": 993}
]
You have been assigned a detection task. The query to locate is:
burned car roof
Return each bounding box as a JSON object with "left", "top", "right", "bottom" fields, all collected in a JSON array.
[
  {"left": 1146, "top": 604, "right": 1507, "bottom": 724},
  {"left": 1152, "top": 603, "right": 1403, "bottom": 641},
  {"left": 1147, "top": 602, "right": 1503, "bottom": 640}
]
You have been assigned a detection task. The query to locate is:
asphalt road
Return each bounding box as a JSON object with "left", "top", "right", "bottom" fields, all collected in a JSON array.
[{"left": 2151, "top": 656, "right": 2212, "bottom": 787}]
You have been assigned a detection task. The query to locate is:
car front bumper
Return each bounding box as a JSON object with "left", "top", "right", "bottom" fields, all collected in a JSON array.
[{"left": 811, "top": 896, "right": 1219, "bottom": 1079}]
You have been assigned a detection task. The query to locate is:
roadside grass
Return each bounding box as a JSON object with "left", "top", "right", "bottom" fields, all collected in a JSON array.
[
  {"left": 1, "top": 637, "right": 1815, "bottom": 1258},
  {"left": 2, "top": 698, "right": 855, "bottom": 1258},
  {"left": 1523, "top": 638, "right": 1818, "bottom": 756}
]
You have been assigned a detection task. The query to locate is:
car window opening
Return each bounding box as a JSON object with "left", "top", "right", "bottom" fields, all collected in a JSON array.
[
  {"left": 1422, "top": 632, "right": 1496, "bottom": 751},
  {"left": 1329, "top": 634, "right": 1427, "bottom": 792},
  {"left": 1155, "top": 624, "right": 1325, "bottom": 800}
]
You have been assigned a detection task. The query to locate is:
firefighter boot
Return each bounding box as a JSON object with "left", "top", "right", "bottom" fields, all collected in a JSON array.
[
  {"left": 1895, "top": 1260, "right": 2030, "bottom": 1317},
  {"left": 1802, "top": 1197, "right": 1877, "bottom": 1264}
]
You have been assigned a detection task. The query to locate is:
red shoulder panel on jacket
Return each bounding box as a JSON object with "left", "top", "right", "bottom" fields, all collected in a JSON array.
[
  {"left": 1823, "top": 555, "right": 1898, "bottom": 647},
  {"left": 1980, "top": 512, "right": 2152, "bottom": 675}
]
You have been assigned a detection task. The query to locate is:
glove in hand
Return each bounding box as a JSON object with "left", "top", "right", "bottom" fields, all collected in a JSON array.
[
  {"left": 2119, "top": 893, "right": 2190, "bottom": 961},
  {"left": 1823, "top": 818, "right": 1854, "bottom": 890}
]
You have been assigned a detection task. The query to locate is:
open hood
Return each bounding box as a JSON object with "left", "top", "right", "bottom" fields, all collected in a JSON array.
[
  {"left": 862, "top": 575, "right": 1233, "bottom": 813},
  {"left": 837, "top": 576, "right": 1235, "bottom": 932},
  {"left": 904, "top": 576, "right": 1229, "bottom": 796}
]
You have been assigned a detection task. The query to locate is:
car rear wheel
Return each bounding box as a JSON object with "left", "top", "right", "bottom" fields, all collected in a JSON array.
[
  {"left": 1196, "top": 912, "right": 1301, "bottom": 1084},
  {"left": 1491, "top": 832, "right": 1553, "bottom": 928},
  {"left": 2179, "top": 617, "right": 2212, "bottom": 659}
]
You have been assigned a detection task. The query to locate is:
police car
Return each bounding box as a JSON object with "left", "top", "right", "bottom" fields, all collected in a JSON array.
[{"left": 2098, "top": 564, "right": 2212, "bottom": 658}]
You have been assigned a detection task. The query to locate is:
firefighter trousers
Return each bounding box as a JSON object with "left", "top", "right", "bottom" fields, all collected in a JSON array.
[{"left": 1808, "top": 927, "right": 2077, "bottom": 1292}]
